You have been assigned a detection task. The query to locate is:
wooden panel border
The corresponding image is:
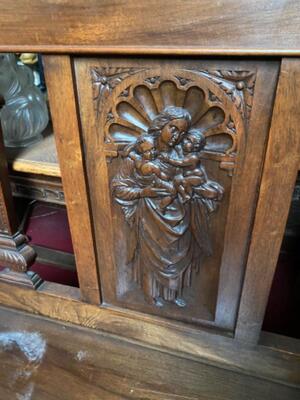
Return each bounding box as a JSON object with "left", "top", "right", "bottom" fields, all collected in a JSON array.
[
  {"left": 73, "top": 57, "right": 279, "bottom": 332},
  {"left": 235, "top": 58, "right": 300, "bottom": 343},
  {"left": 43, "top": 55, "right": 101, "bottom": 304}
]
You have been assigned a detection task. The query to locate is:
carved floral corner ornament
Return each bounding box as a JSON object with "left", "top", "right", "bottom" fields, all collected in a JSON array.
[{"left": 91, "top": 66, "right": 256, "bottom": 308}]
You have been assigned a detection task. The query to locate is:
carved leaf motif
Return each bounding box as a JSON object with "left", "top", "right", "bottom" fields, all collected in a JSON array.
[
  {"left": 144, "top": 76, "right": 161, "bottom": 85},
  {"left": 174, "top": 76, "right": 193, "bottom": 86},
  {"left": 208, "top": 89, "right": 222, "bottom": 103},
  {"left": 207, "top": 69, "right": 254, "bottom": 82},
  {"left": 91, "top": 67, "right": 146, "bottom": 116},
  {"left": 227, "top": 116, "right": 236, "bottom": 133},
  {"left": 189, "top": 69, "right": 256, "bottom": 121},
  {"left": 92, "top": 67, "right": 142, "bottom": 92},
  {"left": 119, "top": 86, "right": 130, "bottom": 97},
  {"left": 106, "top": 110, "right": 114, "bottom": 124}
]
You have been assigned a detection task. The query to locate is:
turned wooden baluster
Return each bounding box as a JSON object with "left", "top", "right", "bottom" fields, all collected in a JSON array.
[{"left": 0, "top": 122, "right": 42, "bottom": 288}]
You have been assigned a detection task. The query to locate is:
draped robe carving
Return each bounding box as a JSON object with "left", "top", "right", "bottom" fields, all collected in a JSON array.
[{"left": 112, "top": 106, "right": 224, "bottom": 307}]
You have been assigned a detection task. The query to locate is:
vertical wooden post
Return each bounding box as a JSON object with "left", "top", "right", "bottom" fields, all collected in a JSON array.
[
  {"left": 235, "top": 59, "right": 300, "bottom": 344},
  {"left": 43, "top": 55, "right": 101, "bottom": 304},
  {"left": 0, "top": 124, "right": 41, "bottom": 288}
]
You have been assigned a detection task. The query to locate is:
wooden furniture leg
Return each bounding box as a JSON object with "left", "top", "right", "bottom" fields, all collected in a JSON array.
[{"left": 0, "top": 125, "right": 42, "bottom": 289}]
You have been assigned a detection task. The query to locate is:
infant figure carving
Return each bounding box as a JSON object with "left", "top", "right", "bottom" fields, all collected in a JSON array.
[{"left": 112, "top": 106, "right": 224, "bottom": 308}]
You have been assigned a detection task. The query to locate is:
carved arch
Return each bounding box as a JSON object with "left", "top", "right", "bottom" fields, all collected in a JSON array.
[{"left": 91, "top": 67, "right": 255, "bottom": 174}]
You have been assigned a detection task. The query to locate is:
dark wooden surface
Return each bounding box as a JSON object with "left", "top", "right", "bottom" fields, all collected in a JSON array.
[
  {"left": 0, "top": 305, "right": 299, "bottom": 400},
  {"left": 0, "top": 1, "right": 299, "bottom": 55},
  {"left": 10, "top": 173, "right": 64, "bottom": 205},
  {"left": 43, "top": 55, "right": 101, "bottom": 304},
  {"left": 0, "top": 4, "right": 298, "bottom": 399},
  {"left": 0, "top": 279, "right": 299, "bottom": 389},
  {"left": 75, "top": 57, "right": 279, "bottom": 331},
  {"left": 5, "top": 126, "right": 63, "bottom": 204},
  {"left": 0, "top": 120, "right": 37, "bottom": 282},
  {"left": 236, "top": 58, "right": 300, "bottom": 344}
]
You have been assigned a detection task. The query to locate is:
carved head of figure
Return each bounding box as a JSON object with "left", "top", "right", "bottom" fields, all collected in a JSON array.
[
  {"left": 135, "top": 135, "right": 158, "bottom": 160},
  {"left": 148, "top": 106, "right": 191, "bottom": 149},
  {"left": 182, "top": 129, "right": 206, "bottom": 153}
]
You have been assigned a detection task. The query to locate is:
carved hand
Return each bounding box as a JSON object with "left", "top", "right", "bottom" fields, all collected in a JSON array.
[
  {"left": 141, "top": 187, "right": 170, "bottom": 198},
  {"left": 196, "top": 186, "right": 221, "bottom": 200}
]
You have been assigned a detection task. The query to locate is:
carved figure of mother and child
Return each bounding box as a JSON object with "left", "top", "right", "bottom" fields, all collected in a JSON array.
[{"left": 112, "top": 106, "right": 224, "bottom": 308}]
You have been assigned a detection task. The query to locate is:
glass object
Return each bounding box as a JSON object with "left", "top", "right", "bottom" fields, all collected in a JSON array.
[{"left": 0, "top": 53, "right": 49, "bottom": 147}]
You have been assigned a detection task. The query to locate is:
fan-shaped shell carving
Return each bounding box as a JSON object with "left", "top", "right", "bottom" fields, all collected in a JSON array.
[
  {"left": 91, "top": 68, "right": 251, "bottom": 167},
  {"left": 108, "top": 81, "right": 227, "bottom": 148}
]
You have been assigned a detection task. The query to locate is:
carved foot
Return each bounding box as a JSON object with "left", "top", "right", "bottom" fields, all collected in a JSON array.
[
  {"left": 154, "top": 297, "right": 164, "bottom": 307},
  {"left": 174, "top": 298, "right": 186, "bottom": 307},
  {"left": 0, "top": 268, "right": 43, "bottom": 289},
  {"left": 146, "top": 296, "right": 164, "bottom": 307}
]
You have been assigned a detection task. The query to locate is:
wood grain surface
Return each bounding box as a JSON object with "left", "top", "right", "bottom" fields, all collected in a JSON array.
[
  {"left": 0, "top": 1, "right": 299, "bottom": 55},
  {"left": 236, "top": 58, "right": 300, "bottom": 344},
  {"left": 6, "top": 128, "right": 60, "bottom": 178},
  {"left": 43, "top": 55, "right": 101, "bottom": 304},
  {"left": 0, "top": 305, "right": 299, "bottom": 400},
  {"left": 0, "top": 280, "right": 299, "bottom": 389},
  {"left": 74, "top": 57, "right": 279, "bottom": 331}
]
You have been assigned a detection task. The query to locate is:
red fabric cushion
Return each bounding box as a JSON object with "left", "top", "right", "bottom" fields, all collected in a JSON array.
[{"left": 25, "top": 202, "right": 78, "bottom": 287}]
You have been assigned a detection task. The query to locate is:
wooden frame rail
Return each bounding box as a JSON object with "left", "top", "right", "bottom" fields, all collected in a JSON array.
[
  {"left": 43, "top": 55, "right": 101, "bottom": 304},
  {"left": 235, "top": 58, "right": 300, "bottom": 343},
  {"left": 0, "top": 281, "right": 298, "bottom": 389},
  {"left": 0, "top": 1, "right": 299, "bottom": 56}
]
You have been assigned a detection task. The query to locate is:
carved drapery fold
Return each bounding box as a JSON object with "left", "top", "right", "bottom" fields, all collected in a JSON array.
[{"left": 91, "top": 66, "right": 255, "bottom": 308}]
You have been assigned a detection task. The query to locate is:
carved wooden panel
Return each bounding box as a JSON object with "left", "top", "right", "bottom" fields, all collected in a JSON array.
[{"left": 75, "top": 58, "right": 279, "bottom": 330}]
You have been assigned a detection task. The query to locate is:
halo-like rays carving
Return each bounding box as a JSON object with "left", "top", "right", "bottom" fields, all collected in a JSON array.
[
  {"left": 116, "top": 102, "right": 149, "bottom": 132},
  {"left": 183, "top": 86, "right": 205, "bottom": 124},
  {"left": 133, "top": 86, "right": 158, "bottom": 120},
  {"left": 107, "top": 75, "right": 239, "bottom": 157}
]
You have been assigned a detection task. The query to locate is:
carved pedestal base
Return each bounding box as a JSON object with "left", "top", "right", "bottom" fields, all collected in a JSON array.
[
  {"left": 0, "top": 268, "right": 43, "bottom": 289},
  {"left": 0, "top": 232, "right": 42, "bottom": 289},
  {"left": 0, "top": 232, "right": 36, "bottom": 271}
]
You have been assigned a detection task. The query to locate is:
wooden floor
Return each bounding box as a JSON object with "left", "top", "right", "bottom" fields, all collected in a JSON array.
[{"left": 0, "top": 306, "right": 298, "bottom": 400}]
